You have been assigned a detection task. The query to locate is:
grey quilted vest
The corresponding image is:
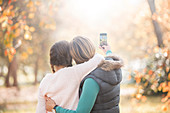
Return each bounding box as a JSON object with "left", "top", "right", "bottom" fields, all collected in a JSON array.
[{"left": 79, "top": 56, "right": 123, "bottom": 113}]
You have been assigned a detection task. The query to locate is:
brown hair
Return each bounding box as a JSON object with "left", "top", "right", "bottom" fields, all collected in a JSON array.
[
  {"left": 50, "top": 41, "right": 72, "bottom": 73},
  {"left": 69, "top": 36, "right": 95, "bottom": 64}
]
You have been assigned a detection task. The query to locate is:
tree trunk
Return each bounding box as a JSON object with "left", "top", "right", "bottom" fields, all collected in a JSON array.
[
  {"left": 5, "top": 64, "right": 11, "bottom": 87},
  {"left": 5, "top": 56, "right": 18, "bottom": 87},
  {"left": 34, "top": 56, "right": 39, "bottom": 85},
  {"left": 147, "top": 0, "right": 164, "bottom": 47},
  {"left": 12, "top": 57, "right": 18, "bottom": 86}
]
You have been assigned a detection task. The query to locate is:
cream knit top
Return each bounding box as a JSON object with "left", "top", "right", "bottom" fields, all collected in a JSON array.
[{"left": 36, "top": 54, "right": 104, "bottom": 113}]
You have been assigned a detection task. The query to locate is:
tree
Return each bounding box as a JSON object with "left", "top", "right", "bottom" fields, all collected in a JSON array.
[
  {"left": 129, "top": 0, "right": 170, "bottom": 111},
  {"left": 0, "top": 0, "right": 58, "bottom": 87},
  {"left": 147, "top": 0, "right": 164, "bottom": 47}
]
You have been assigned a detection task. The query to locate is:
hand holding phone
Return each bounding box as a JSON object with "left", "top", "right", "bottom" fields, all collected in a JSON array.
[{"left": 99, "top": 45, "right": 111, "bottom": 54}]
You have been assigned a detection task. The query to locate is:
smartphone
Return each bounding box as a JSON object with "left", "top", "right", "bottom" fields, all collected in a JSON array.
[{"left": 100, "top": 33, "right": 107, "bottom": 46}]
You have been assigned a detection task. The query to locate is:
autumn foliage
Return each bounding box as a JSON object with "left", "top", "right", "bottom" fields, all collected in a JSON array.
[
  {"left": 0, "top": 0, "right": 56, "bottom": 62},
  {"left": 0, "top": 0, "right": 58, "bottom": 86},
  {"left": 129, "top": 0, "right": 170, "bottom": 112},
  {"left": 131, "top": 47, "right": 170, "bottom": 111}
]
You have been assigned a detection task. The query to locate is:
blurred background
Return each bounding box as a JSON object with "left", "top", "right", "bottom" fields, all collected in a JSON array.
[{"left": 0, "top": 0, "right": 169, "bottom": 113}]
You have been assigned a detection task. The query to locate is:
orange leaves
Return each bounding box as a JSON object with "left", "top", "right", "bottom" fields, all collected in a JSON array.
[
  {"left": 135, "top": 77, "right": 141, "bottom": 84},
  {"left": 161, "top": 96, "right": 170, "bottom": 112},
  {"left": 8, "top": 53, "right": 13, "bottom": 62},
  {"left": 24, "top": 25, "right": 35, "bottom": 32},
  {"left": 20, "top": 47, "right": 33, "bottom": 60},
  {"left": 39, "top": 21, "right": 44, "bottom": 27},
  {"left": 8, "top": 19, "right": 13, "bottom": 24},
  {"left": 9, "top": 5, "right": 13, "bottom": 10},
  {"left": 153, "top": 46, "right": 160, "bottom": 53},
  {"left": 14, "top": 23, "right": 19, "bottom": 28},
  {"left": 28, "top": 13, "right": 35, "bottom": 19},
  {"left": 158, "top": 85, "right": 162, "bottom": 91},
  {"left": 21, "top": 52, "right": 28, "bottom": 60},
  {"left": 134, "top": 71, "right": 142, "bottom": 84},
  {"left": 10, "top": 47, "right": 16, "bottom": 55},
  {"left": 162, "top": 86, "right": 169, "bottom": 93},
  {"left": 21, "top": 11, "right": 26, "bottom": 16},
  {"left": 161, "top": 105, "right": 168, "bottom": 112},
  {"left": 27, "top": 47, "right": 33, "bottom": 54},
  {"left": 128, "top": 75, "right": 131, "bottom": 80},
  {"left": 30, "top": 7, "right": 37, "bottom": 12},
  {"left": 44, "top": 24, "right": 56, "bottom": 30},
  {"left": 24, "top": 31, "right": 32, "bottom": 40},
  {"left": 135, "top": 94, "right": 147, "bottom": 102},
  {"left": 161, "top": 96, "right": 168, "bottom": 103},
  {"left": 159, "top": 82, "right": 170, "bottom": 93},
  {"left": 4, "top": 50, "right": 8, "bottom": 56},
  {"left": 24, "top": 25, "right": 29, "bottom": 30},
  {"left": 35, "top": 1, "right": 41, "bottom": 6},
  {"left": 148, "top": 70, "right": 153, "bottom": 75},
  {"left": 14, "top": 28, "right": 20, "bottom": 37},
  {"left": 3, "top": 9, "right": 11, "bottom": 16},
  {"left": 141, "top": 96, "right": 147, "bottom": 102},
  {"left": 136, "top": 94, "right": 142, "bottom": 100},
  {"left": 4, "top": 47, "right": 16, "bottom": 62},
  {"left": 24, "top": 25, "right": 34, "bottom": 40},
  {"left": 132, "top": 48, "right": 170, "bottom": 112},
  {"left": 167, "top": 92, "right": 170, "bottom": 98},
  {"left": 160, "top": 82, "right": 167, "bottom": 88},
  {"left": 166, "top": 67, "right": 170, "bottom": 73},
  {"left": 0, "top": 0, "right": 3, "bottom": 5},
  {"left": 29, "top": 27, "right": 35, "bottom": 32},
  {"left": 8, "top": 0, "right": 12, "bottom": 5},
  {"left": 27, "top": 1, "right": 34, "bottom": 7},
  {"left": 0, "top": 16, "right": 8, "bottom": 23}
]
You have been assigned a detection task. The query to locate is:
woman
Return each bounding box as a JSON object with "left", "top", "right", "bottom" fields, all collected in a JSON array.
[
  {"left": 45, "top": 36, "right": 123, "bottom": 113},
  {"left": 36, "top": 40, "right": 105, "bottom": 113}
]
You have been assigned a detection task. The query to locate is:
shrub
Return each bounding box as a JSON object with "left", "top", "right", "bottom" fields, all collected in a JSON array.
[{"left": 130, "top": 46, "right": 170, "bottom": 111}]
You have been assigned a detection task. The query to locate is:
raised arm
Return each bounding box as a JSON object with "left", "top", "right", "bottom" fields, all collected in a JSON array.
[{"left": 73, "top": 53, "right": 104, "bottom": 81}]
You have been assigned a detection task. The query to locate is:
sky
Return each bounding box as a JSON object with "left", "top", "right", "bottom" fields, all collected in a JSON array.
[{"left": 52, "top": 0, "right": 145, "bottom": 42}]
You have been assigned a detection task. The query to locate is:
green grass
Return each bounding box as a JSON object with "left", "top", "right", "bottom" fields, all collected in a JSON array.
[
  {"left": 120, "top": 95, "right": 169, "bottom": 113},
  {"left": 0, "top": 96, "right": 169, "bottom": 113},
  {"left": 0, "top": 84, "right": 169, "bottom": 113},
  {"left": 0, "top": 102, "right": 36, "bottom": 113}
]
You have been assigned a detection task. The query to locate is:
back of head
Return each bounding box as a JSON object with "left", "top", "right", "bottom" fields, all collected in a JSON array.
[
  {"left": 50, "top": 41, "right": 72, "bottom": 73},
  {"left": 69, "top": 36, "right": 95, "bottom": 64}
]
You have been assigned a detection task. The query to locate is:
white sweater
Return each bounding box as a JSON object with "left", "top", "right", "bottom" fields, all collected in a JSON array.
[{"left": 36, "top": 54, "right": 104, "bottom": 113}]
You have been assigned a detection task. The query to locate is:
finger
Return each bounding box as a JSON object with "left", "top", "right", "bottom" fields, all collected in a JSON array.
[
  {"left": 45, "top": 96, "right": 48, "bottom": 100},
  {"left": 102, "top": 45, "right": 107, "bottom": 48},
  {"left": 99, "top": 46, "right": 103, "bottom": 49},
  {"left": 45, "top": 96, "right": 51, "bottom": 101},
  {"left": 47, "top": 97, "right": 51, "bottom": 100}
]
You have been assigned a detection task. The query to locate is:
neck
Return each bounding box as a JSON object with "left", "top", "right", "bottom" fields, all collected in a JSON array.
[{"left": 55, "top": 65, "right": 65, "bottom": 71}]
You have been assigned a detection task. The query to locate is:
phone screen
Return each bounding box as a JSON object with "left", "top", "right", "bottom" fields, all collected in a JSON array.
[{"left": 100, "top": 33, "right": 107, "bottom": 46}]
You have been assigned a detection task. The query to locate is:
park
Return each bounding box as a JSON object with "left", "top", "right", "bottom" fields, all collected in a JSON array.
[{"left": 0, "top": 0, "right": 169, "bottom": 113}]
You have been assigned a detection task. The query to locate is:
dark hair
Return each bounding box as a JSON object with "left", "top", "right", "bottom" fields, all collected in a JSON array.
[{"left": 50, "top": 41, "right": 72, "bottom": 73}]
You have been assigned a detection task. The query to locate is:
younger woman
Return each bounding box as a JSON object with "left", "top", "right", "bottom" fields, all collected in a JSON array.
[{"left": 36, "top": 40, "right": 104, "bottom": 113}]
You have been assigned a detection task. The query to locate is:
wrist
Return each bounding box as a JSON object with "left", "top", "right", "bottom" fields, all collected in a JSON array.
[
  {"left": 53, "top": 105, "right": 58, "bottom": 110},
  {"left": 106, "top": 50, "right": 112, "bottom": 55}
]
